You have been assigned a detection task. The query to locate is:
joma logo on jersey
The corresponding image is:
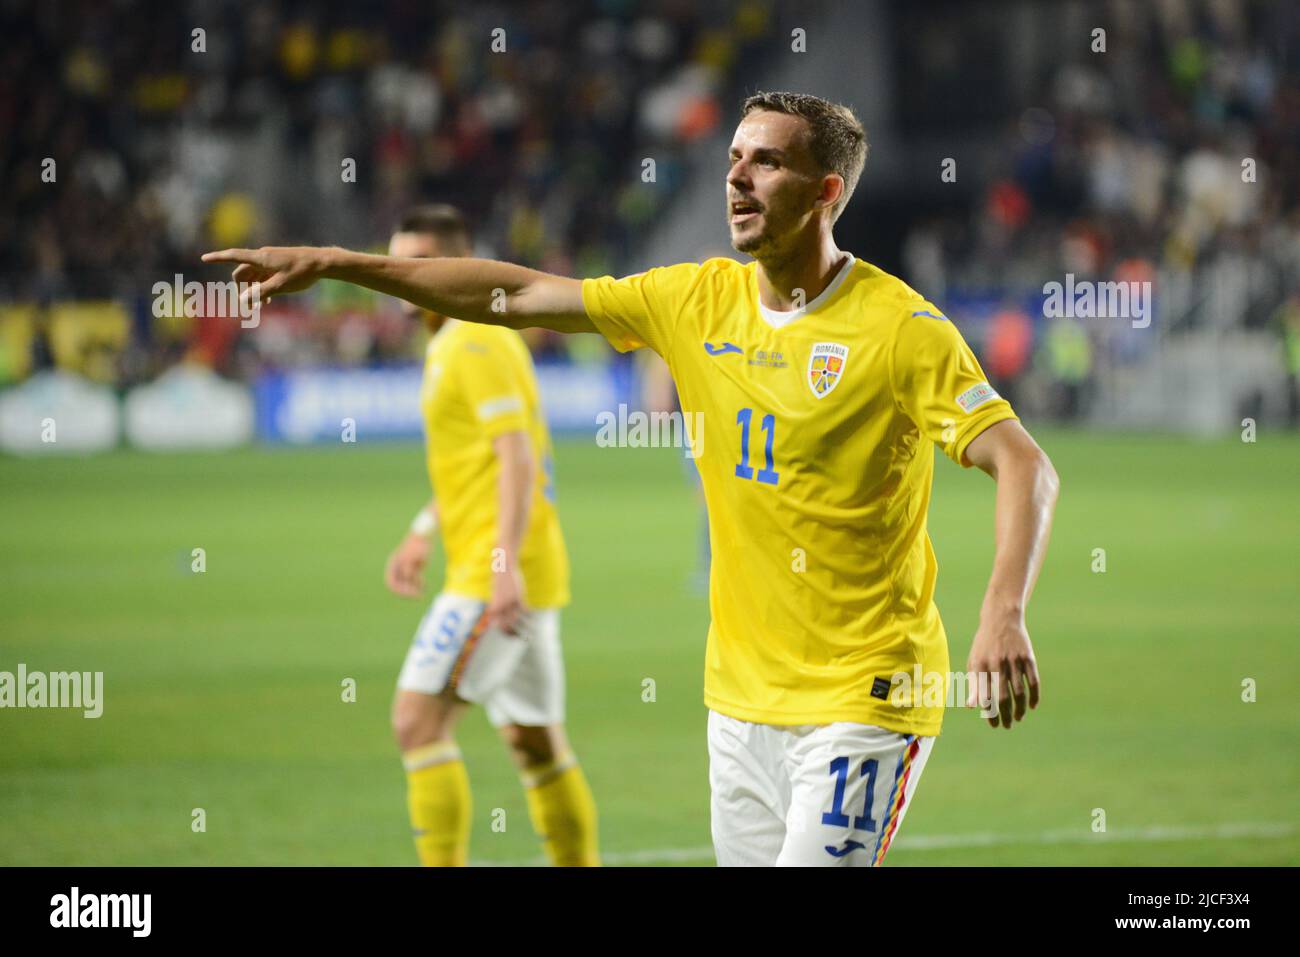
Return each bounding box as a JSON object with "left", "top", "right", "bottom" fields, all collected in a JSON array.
[
  {"left": 807, "top": 342, "right": 849, "bottom": 398},
  {"left": 704, "top": 341, "right": 743, "bottom": 356}
]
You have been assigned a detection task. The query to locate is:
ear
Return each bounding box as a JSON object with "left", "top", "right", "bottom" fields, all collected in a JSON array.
[{"left": 813, "top": 173, "right": 845, "bottom": 214}]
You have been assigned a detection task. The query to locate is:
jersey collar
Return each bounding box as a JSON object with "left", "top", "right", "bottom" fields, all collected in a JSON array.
[{"left": 756, "top": 253, "right": 855, "bottom": 330}]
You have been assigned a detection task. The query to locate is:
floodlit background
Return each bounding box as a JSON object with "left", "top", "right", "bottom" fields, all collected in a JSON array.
[{"left": 1, "top": 0, "right": 1297, "bottom": 865}]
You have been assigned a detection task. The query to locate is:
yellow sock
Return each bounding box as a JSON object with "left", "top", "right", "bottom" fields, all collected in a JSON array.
[
  {"left": 521, "top": 751, "right": 600, "bottom": 866},
  {"left": 403, "top": 741, "right": 471, "bottom": 867}
]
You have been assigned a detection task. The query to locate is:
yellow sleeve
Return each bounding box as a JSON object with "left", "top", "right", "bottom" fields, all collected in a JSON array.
[
  {"left": 580, "top": 262, "right": 703, "bottom": 357},
  {"left": 889, "top": 304, "right": 1019, "bottom": 466},
  {"left": 454, "top": 333, "right": 532, "bottom": 439}
]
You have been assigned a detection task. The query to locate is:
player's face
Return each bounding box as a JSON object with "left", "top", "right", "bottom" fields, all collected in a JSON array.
[
  {"left": 726, "top": 111, "right": 833, "bottom": 258},
  {"left": 388, "top": 232, "right": 451, "bottom": 330}
]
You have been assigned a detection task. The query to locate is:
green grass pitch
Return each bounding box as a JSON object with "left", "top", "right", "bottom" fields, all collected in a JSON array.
[{"left": 2, "top": 429, "right": 1297, "bottom": 865}]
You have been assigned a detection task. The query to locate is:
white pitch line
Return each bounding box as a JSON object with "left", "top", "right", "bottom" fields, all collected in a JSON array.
[
  {"left": 471, "top": 821, "right": 1296, "bottom": 867},
  {"left": 898, "top": 820, "right": 1295, "bottom": 851}
]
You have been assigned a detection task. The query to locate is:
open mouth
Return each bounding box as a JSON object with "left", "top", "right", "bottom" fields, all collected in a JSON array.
[{"left": 729, "top": 200, "right": 762, "bottom": 225}]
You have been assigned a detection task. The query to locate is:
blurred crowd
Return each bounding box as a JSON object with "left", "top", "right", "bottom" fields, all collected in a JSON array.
[
  {"left": 2, "top": 0, "right": 1297, "bottom": 425},
  {"left": 0, "top": 0, "right": 783, "bottom": 387},
  {"left": 898, "top": 0, "right": 1300, "bottom": 423}
]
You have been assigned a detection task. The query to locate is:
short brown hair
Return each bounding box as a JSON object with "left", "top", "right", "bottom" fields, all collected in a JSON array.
[
  {"left": 740, "top": 91, "right": 868, "bottom": 223},
  {"left": 396, "top": 203, "right": 471, "bottom": 248}
]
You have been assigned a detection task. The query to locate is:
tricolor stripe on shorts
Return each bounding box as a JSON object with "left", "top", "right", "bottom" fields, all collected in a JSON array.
[
  {"left": 872, "top": 734, "right": 921, "bottom": 867},
  {"left": 445, "top": 609, "right": 492, "bottom": 692}
]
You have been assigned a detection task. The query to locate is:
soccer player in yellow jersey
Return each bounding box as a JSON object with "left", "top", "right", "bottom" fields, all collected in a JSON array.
[
  {"left": 378, "top": 205, "right": 597, "bottom": 867},
  {"left": 205, "top": 91, "right": 1059, "bottom": 867}
]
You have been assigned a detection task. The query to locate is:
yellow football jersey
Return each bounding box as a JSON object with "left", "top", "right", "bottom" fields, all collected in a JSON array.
[
  {"left": 582, "top": 254, "right": 1017, "bottom": 734},
  {"left": 421, "top": 319, "right": 569, "bottom": 609}
]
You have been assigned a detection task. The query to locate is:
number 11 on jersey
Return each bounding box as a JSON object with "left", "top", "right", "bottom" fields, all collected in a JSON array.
[{"left": 734, "top": 408, "right": 779, "bottom": 486}]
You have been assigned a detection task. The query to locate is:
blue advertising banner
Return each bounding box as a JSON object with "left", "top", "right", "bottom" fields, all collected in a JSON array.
[
  {"left": 254, "top": 365, "right": 425, "bottom": 444},
  {"left": 254, "top": 360, "right": 636, "bottom": 444}
]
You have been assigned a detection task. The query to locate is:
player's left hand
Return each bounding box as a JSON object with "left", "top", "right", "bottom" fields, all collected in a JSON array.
[
  {"left": 384, "top": 532, "right": 430, "bottom": 599},
  {"left": 487, "top": 563, "right": 528, "bottom": 637},
  {"left": 966, "top": 612, "right": 1040, "bottom": 729}
]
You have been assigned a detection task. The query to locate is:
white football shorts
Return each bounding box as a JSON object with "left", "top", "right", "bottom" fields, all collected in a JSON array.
[
  {"left": 396, "top": 592, "right": 564, "bottom": 728},
  {"left": 708, "top": 709, "right": 936, "bottom": 867}
]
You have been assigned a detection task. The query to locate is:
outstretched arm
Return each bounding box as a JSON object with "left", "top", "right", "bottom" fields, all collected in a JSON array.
[
  {"left": 201, "top": 246, "right": 595, "bottom": 334},
  {"left": 963, "top": 419, "right": 1060, "bottom": 729}
]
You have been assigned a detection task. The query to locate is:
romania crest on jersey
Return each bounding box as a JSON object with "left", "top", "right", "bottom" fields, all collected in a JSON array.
[{"left": 807, "top": 342, "right": 849, "bottom": 399}]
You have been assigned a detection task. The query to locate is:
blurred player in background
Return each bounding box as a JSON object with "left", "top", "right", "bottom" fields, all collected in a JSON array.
[
  {"left": 381, "top": 205, "right": 598, "bottom": 867},
  {"left": 205, "top": 91, "right": 1058, "bottom": 868},
  {"left": 639, "top": 350, "right": 710, "bottom": 593}
]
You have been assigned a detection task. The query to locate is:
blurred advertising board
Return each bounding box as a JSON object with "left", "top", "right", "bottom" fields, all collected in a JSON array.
[{"left": 253, "top": 360, "right": 634, "bottom": 444}]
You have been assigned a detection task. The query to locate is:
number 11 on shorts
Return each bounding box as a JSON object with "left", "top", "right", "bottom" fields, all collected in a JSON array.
[{"left": 821, "top": 756, "right": 878, "bottom": 831}]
